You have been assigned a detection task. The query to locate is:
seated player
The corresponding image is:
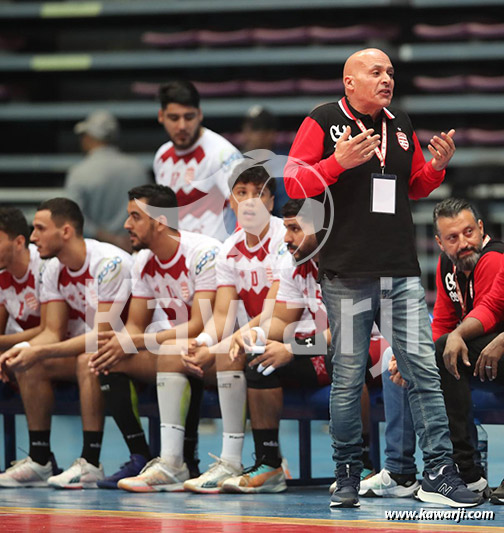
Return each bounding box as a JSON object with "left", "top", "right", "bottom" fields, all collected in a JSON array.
[
  {"left": 119, "top": 163, "right": 286, "bottom": 493},
  {"left": 88, "top": 184, "right": 221, "bottom": 490},
  {"left": 0, "top": 198, "right": 132, "bottom": 488},
  {"left": 0, "top": 207, "right": 45, "bottom": 353}
]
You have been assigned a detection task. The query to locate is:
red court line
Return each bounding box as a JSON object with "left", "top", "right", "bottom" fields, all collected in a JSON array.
[{"left": 0, "top": 507, "right": 501, "bottom": 532}]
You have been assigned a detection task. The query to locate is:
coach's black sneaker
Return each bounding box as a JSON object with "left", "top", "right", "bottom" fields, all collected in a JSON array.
[
  {"left": 330, "top": 464, "right": 360, "bottom": 508},
  {"left": 490, "top": 479, "right": 504, "bottom": 505},
  {"left": 417, "top": 464, "right": 484, "bottom": 508}
]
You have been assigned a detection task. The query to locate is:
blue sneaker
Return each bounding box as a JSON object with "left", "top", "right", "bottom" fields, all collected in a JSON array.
[
  {"left": 97, "top": 454, "right": 148, "bottom": 489},
  {"left": 330, "top": 464, "right": 360, "bottom": 508},
  {"left": 417, "top": 464, "right": 484, "bottom": 508}
]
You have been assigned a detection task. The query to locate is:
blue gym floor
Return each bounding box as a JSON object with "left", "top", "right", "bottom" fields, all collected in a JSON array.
[{"left": 1, "top": 416, "right": 503, "bottom": 531}]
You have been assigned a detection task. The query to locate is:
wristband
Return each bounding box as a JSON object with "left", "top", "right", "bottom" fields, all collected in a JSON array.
[
  {"left": 195, "top": 333, "right": 214, "bottom": 347},
  {"left": 13, "top": 341, "right": 30, "bottom": 349},
  {"left": 251, "top": 327, "right": 266, "bottom": 346}
]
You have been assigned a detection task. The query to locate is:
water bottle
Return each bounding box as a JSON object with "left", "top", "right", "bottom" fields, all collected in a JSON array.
[{"left": 476, "top": 422, "right": 488, "bottom": 480}]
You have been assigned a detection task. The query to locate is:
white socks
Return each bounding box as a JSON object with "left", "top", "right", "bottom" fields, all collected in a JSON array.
[
  {"left": 217, "top": 371, "right": 246, "bottom": 467},
  {"left": 157, "top": 372, "right": 191, "bottom": 468}
]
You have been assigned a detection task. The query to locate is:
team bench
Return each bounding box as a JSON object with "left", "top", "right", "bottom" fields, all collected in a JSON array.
[
  {"left": 0, "top": 381, "right": 341, "bottom": 486},
  {"left": 3, "top": 381, "right": 500, "bottom": 485}
]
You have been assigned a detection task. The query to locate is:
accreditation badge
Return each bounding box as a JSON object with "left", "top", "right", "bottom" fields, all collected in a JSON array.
[{"left": 370, "top": 173, "right": 397, "bottom": 214}]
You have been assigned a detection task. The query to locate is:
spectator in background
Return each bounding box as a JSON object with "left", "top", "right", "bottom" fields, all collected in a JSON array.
[
  {"left": 241, "top": 106, "right": 289, "bottom": 217},
  {"left": 65, "top": 110, "right": 149, "bottom": 251}
]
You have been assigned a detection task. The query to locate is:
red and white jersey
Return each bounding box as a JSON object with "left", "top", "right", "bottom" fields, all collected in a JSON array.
[
  {"left": 154, "top": 128, "right": 242, "bottom": 242},
  {"left": 40, "top": 239, "right": 133, "bottom": 337},
  {"left": 132, "top": 230, "right": 220, "bottom": 328},
  {"left": 0, "top": 244, "right": 44, "bottom": 333},
  {"left": 276, "top": 257, "right": 327, "bottom": 336},
  {"left": 217, "top": 216, "right": 287, "bottom": 323}
]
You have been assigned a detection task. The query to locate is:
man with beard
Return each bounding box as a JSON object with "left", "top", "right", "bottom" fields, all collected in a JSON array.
[
  {"left": 88, "top": 184, "right": 221, "bottom": 490},
  {"left": 0, "top": 198, "right": 132, "bottom": 488},
  {"left": 361, "top": 198, "right": 504, "bottom": 499},
  {"left": 154, "top": 80, "right": 241, "bottom": 241}
]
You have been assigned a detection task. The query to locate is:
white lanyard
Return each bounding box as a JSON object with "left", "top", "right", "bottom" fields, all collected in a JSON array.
[{"left": 339, "top": 98, "right": 388, "bottom": 172}]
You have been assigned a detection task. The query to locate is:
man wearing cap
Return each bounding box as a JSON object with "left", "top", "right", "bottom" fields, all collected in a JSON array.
[{"left": 65, "top": 110, "right": 148, "bottom": 251}]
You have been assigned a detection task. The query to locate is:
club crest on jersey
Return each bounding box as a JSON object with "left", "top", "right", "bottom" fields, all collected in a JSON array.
[
  {"left": 396, "top": 131, "right": 409, "bottom": 151},
  {"left": 180, "top": 281, "right": 190, "bottom": 301},
  {"left": 184, "top": 167, "right": 195, "bottom": 184},
  {"left": 266, "top": 266, "right": 274, "bottom": 283},
  {"left": 25, "top": 291, "right": 38, "bottom": 311}
]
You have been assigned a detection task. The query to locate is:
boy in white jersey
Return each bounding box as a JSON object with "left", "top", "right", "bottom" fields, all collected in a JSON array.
[
  {"left": 137, "top": 164, "right": 285, "bottom": 494},
  {"left": 0, "top": 198, "right": 132, "bottom": 489},
  {"left": 88, "top": 184, "right": 221, "bottom": 491},
  {"left": 154, "top": 80, "right": 241, "bottom": 241},
  {"left": 0, "top": 207, "right": 45, "bottom": 352}
]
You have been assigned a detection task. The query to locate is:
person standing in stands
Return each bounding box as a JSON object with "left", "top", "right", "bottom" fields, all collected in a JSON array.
[
  {"left": 154, "top": 80, "right": 241, "bottom": 241},
  {"left": 65, "top": 110, "right": 148, "bottom": 251},
  {"left": 240, "top": 106, "right": 290, "bottom": 217},
  {"left": 284, "top": 47, "right": 481, "bottom": 509}
]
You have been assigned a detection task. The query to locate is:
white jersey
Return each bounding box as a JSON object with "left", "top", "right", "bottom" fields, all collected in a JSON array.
[
  {"left": 40, "top": 239, "right": 133, "bottom": 337},
  {"left": 154, "top": 128, "right": 242, "bottom": 241},
  {"left": 217, "top": 216, "right": 287, "bottom": 323},
  {"left": 276, "top": 257, "right": 327, "bottom": 337},
  {"left": 0, "top": 244, "right": 45, "bottom": 333},
  {"left": 132, "top": 231, "right": 220, "bottom": 328}
]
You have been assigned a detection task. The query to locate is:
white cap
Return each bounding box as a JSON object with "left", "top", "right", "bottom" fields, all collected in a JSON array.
[{"left": 74, "top": 110, "right": 119, "bottom": 142}]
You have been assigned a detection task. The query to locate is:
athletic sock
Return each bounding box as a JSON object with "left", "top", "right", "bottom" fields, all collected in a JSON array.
[
  {"left": 184, "top": 376, "right": 203, "bottom": 469},
  {"left": 99, "top": 372, "right": 152, "bottom": 459},
  {"left": 361, "top": 432, "right": 374, "bottom": 471},
  {"left": 29, "top": 430, "right": 51, "bottom": 465},
  {"left": 389, "top": 471, "right": 417, "bottom": 485},
  {"left": 252, "top": 428, "right": 282, "bottom": 469},
  {"left": 157, "top": 372, "right": 191, "bottom": 468},
  {"left": 217, "top": 371, "right": 246, "bottom": 467},
  {"left": 81, "top": 431, "right": 103, "bottom": 467}
]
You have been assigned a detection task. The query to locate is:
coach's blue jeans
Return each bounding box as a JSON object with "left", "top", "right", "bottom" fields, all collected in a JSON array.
[{"left": 320, "top": 275, "right": 453, "bottom": 475}]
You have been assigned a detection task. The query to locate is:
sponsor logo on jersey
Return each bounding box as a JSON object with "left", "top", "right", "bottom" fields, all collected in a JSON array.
[
  {"left": 396, "top": 131, "right": 409, "bottom": 151},
  {"left": 97, "top": 257, "right": 123, "bottom": 285},
  {"left": 330, "top": 124, "right": 350, "bottom": 145},
  {"left": 195, "top": 246, "right": 219, "bottom": 275}
]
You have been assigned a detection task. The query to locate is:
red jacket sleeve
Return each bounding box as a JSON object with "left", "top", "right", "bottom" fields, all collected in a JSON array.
[
  {"left": 432, "top": 256, "right": 458, "bottom": 341},
  {"left": 284, "top": 117, "right": 346, "bottom": 199},
  {"left": 408, "top": 132, "right": 446, "bottom": 200},
  {"left": 467, "top": 253, "right": 504, "bottom": 332}
]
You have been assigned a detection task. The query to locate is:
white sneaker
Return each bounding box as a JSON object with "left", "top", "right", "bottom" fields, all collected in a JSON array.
[
  {"left": 0, "top": 456, "right": 55, "bottom": 488},
  {"left": 467, "top": 477, "right": 488, "bottom": 494},
  {"left": 48, "top": 458, "right": 104, "bottom": 489},
  {"left": 184, "top": 453, "right": 242, "bottom": 493},
  {"left": 118, "top": 457, "right": 189, "bottom": 493},
  {"left": 358, "top": 468, "right": 419, "bottom": 497}
]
